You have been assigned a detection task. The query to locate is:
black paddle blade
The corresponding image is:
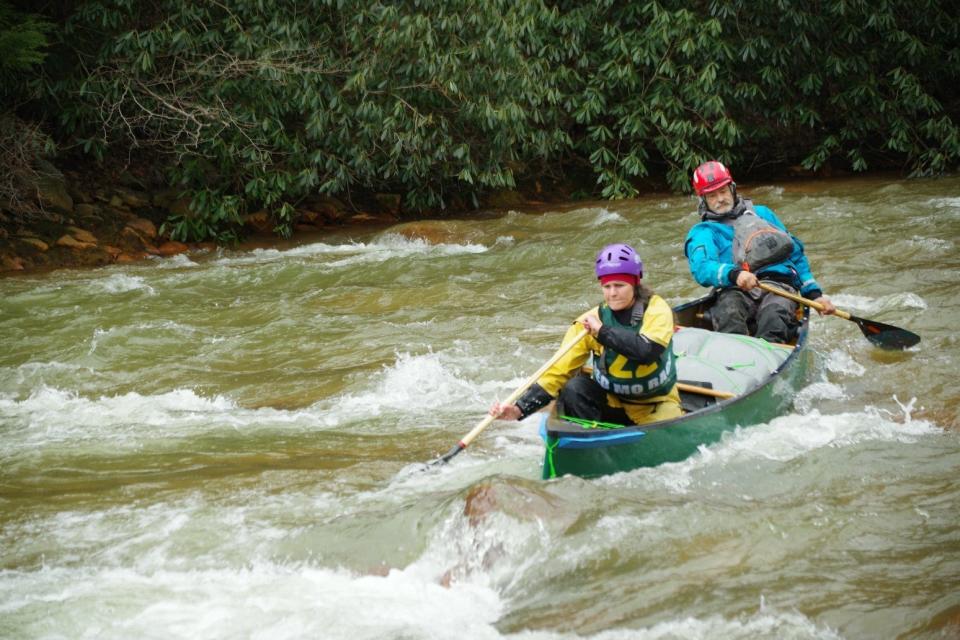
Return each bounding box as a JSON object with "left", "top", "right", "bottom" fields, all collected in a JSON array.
[
  {"left": 422, "top": 443, "right": 465, "bottom": 470},
  {"left": 852, "top": 315, "right": 921, "bottom": 349}
]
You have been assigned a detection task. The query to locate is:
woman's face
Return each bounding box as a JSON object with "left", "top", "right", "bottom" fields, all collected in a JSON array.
[{"left": 601, "top": 280, "right": 636, "bottom": 311}]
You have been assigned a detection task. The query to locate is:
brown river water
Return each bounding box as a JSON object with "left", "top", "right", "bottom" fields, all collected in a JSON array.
[{"left": 1, "top": 174, "right": 958, "bottom": 639}]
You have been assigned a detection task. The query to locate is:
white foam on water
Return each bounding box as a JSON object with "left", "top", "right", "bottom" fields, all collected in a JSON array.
[
  {"left": 822, "top": 350, "right": 866, "bottom": 377},
  {"left": 133, "top": 320, "right": 198, "bottom": 333},
  {"left": 828, "top": 292, "right": 881, "bottom": 312},
  {"left": 500, "top": 210, "right": 526, "bottom": 224},
  {"left": 590, "top": 208, "right": 626, "bottom": 226},
  {"left": 92, "top": 273, "right": 157, "bottom": 295},
  {"left": 794, "top": 381, "right": 848, "bottom": 413},
  {"left": 602, "top": 408, "right": 939, "bottom": 495},
  {"left": 377, "top": 231, "right": 489, "bottom": 254},
  {"left": 213, "top": 235, "right": 488, "bottom": 268},
  {"left": 387, "top": 414, "right": 545, "bottom": 500},
  {"left": 86, "top": 321, "right": 197, "bottom": 353},
  {"left": 924, "top": 196, "right": 960, "bottom": 210},
  {"left": 492, "top": 421, "right": 543, "bottom": 457},
  {"left": 7, "top": 271, "right": 160, "bottom": 300},
  {"left": 153, "top": 253, "right": 200, "bottom": 268},
  {"left": 409, "top": 505, "right": 544, "bottom": 591},
  {"left": 0, "top": 386, "right": 319, "bottom": 458},
  {"left": 3, "top": 360, "right": 95, "bottom": 385},
  {"left": 699, "top": 409, "right": 937, "bottom": 468},
  {"left": 0, "top": 434, "right": 849, "bottom": 640},
  {"left": 393, "top": 424, "right": 544, "bottom": 490},
  {"left": 407, "top": 499, "right": 843, "bottom": 637},
  {"left": 1, "top": 346, "right": 520, "bottom": 463},
  {"left": 570, "top": 607, "right": 843, "bottom": 640},
  {"left": 905, "top": 235, "right": 954, "bottom": 251},
  {"left": 0, "top": 562, "right": 505, "bottom": 640},
  {"left": 88, "top": 326, "right": 109, "bottom": 354},
  {"left": 804, "top": 198, "right": 853, "bottom": 219},
  {"left": 829, "top": 291, "right": 927, "bottom": 314},
  {"left": 220, "top": 241, "right": 365, "bottom": 263},
  {"left": 3, "top": 485, "right": 343, "bottom": 577},
  {"left": 311, "top": 350, "right": 486, "bottom": 428},
  {"left": 889, "top": 291, "right": 927, "bottom": 311},
  {"left": 310, "top": 336, "right": 553, "bottom": 435}
]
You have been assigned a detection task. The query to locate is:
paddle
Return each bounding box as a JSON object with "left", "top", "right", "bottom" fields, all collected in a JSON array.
[
  {"left": 676, "top": 382, "right": 735, "bottom": 400},
  {"left": 426, "top": 328, "right": 590, "bottom": 467},
  {"left": 757, "top": 283, "right": 920, "bottom": 349}
]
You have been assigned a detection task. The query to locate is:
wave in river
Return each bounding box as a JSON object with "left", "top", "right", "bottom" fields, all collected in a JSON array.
[
  {"left": 0, "top": 352, "right": 939, "bottom": 464},
  {"left": 0, "top": 562, "right": 848, "bottom": 639},
  {"left": 213, "top": 235, "right": 489, "bottom": 267}
]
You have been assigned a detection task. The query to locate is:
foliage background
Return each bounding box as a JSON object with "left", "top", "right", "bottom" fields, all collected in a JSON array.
[{"left": 5, "top": 0, "right": 960, "bottom": 239}]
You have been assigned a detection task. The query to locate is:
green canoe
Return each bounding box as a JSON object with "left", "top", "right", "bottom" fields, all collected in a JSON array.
[{"left": 539, "top": 290, "right": 812, "bottom": 479}]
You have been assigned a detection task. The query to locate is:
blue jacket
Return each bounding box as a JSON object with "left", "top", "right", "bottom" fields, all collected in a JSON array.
[{"left": 684, "top": 203, "right": 823, "bottom": 299}]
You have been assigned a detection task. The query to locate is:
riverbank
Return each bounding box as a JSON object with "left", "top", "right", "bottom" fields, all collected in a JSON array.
[
  {"left": 0, "top": 157, "right": 613, "bottom": 276},
  {"left": 0, "top": 155, "right": 860, "bottom": 277}
]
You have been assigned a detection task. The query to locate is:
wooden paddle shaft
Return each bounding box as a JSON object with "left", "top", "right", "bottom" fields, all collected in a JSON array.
[
  {"left": 459, "top": 328, "right": 590, "bottom": 449},
  {"left": 676, "top": 382, "right": 735, "bottom": 399},
  {"left": 757, "top": 282, "right": 851, "bottom": 320}
]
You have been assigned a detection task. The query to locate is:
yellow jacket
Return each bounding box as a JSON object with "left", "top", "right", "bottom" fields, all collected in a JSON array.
[{"left": 537, "top": 294, "right": 681, "bottom": 422}]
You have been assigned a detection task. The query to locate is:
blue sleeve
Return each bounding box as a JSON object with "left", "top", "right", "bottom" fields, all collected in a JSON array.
[
  {"left": 755, "top": 205, "right": 822, "bottom": 297},
  {"left": 790, "top": 235, "right": 822, "bottom": 297},
  {"left": 684, "top": 223, "right": 737, "bottom": 288}
]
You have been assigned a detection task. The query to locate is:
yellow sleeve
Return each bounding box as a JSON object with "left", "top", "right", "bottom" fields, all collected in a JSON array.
[
  {"left": 535, "top": 309, "right": 601, "bottom": 397},
  {"left": 640, "top": 295, "right": 676, "bottom": 348}
]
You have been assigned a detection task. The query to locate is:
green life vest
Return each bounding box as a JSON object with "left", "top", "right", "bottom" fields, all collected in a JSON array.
[{"left": 591, "top": 301, "right": 677, "bottom": 401}]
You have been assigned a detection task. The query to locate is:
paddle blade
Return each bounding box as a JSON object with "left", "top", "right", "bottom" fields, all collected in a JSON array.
[
  {"left": 422, "top": 442, "right": 466, "bottom": 470},
  {"left": 852, "top": 315, "right": 921, "bottom": 349}
]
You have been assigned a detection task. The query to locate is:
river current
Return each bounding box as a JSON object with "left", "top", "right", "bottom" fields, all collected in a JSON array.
[{"left": 1, "top": 175, "right": 958, "bottom": 639}]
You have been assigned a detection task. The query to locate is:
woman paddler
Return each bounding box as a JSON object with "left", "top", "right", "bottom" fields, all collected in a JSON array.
[{"left": 489, "top": 243, "right": 682, "bottom": 426}]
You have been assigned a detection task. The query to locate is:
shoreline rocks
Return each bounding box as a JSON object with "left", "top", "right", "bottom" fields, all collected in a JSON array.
[
  {"left": 0, "top": 160, "right": 590, "bottom": 276},
  {"left": 0, "top": 177, "right": 416, "bottom": 276}
]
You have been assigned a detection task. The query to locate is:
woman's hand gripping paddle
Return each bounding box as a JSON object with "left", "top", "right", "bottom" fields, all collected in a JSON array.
[
  {"left": 425, "top": 329, "right": 590, "bottom": 468},
  {"left": 757, "top": 283, "right": 920, "bottom": 349}
]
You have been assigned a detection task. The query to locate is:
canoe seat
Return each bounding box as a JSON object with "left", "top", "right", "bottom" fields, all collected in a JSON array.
[{"left": 673, "top": 327, "right": 793, "bottom": 396}]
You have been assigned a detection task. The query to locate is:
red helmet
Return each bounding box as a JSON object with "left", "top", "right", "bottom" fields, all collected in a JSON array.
[{"left": 692, "top": 161, "right": 734, "bottom": 195}]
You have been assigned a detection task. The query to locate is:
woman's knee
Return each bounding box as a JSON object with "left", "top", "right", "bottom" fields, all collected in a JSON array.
[{"left": 557, "top": 376, "right": 607, "bottom": 419}]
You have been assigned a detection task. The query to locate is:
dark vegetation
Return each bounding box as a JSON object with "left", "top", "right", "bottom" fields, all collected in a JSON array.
[{"left": 3, "top": 0, "right": 959, "bottom": 244}]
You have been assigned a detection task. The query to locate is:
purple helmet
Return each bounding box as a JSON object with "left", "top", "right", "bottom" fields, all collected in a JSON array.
[{"left": 595, "top": 243, "right": 643, "bottom": 279}]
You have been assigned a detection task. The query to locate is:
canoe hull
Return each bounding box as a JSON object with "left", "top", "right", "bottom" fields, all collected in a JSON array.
[{"left": 540, "top": 291, "right": 812, "bottom": 479}]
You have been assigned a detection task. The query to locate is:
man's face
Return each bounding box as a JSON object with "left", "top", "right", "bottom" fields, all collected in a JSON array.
[{"left": 704, "top": 185, "right": 734, "bottom": 214}]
